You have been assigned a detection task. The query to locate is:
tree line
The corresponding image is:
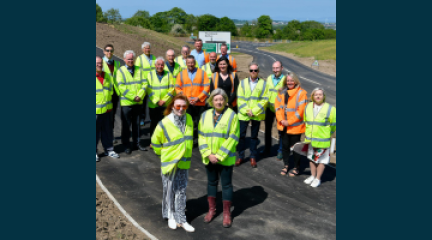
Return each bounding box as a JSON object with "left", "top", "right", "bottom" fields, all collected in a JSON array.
[{"left": 96, "top": 3, "right": 335, "bottom": 41}]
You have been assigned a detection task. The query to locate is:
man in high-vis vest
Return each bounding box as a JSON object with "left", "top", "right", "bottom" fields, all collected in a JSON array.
[
  {"left": 218, "top": 43, "right": 237, "bottom": 72},
  {"left": 116, "top": 50, "right": 148, "bottom": 154},
  {"left": 147, "top": 57, "right": 176, "bottom": 147},
  {"left": 136, "top": 42, "right": 156, "bottom": 127},
  {"left": 236, "top": 63, "right": 269, "bottom": 168},
  {"left": 201, "top": 52, "right": 217, "bottom": 82},
  {"left": 262, "top": 61, "right": 286, "bottom": 158},
  {"left": 175, "top": 45, "right": 191, "bottom": 70},
  {"left": 175, "top": 55, "right": 210, "bottom": 141},
  {"left": 102, "top": 44, "right": 121, "bottom": 133},
  {"left": 191, "top": 38, "right": 209, "bottom": 68},
  {"left": 96, "top": 56, "right": 119, "bottom": 162},
  {"left": 164, "top": 49, "right": 181, "bottom": 78}
]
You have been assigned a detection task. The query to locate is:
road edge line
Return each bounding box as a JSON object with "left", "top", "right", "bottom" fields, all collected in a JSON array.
[{"left": 96, "top": 174, "right": 159, "bottom": 240}]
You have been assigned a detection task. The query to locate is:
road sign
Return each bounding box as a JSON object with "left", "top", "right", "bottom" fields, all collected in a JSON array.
[
  {"left": 199, "top": 31, "right": 232, "bottom": 54},
  {"left": 312, "top": 60, "right": 319, "bottom": 66}
]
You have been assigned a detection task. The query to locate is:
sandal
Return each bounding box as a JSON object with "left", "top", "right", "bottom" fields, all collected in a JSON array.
[
  {"left": 281, "top": 167, "right": 289, "bottom": 176},
  {"left": 289, "top": 168, "right": 300, "bottom": 177}
]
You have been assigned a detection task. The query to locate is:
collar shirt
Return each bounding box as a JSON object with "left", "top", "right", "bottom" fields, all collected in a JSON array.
[
  {"left": 249, "top": 77, "right": 259, "bottom": 92},
  {"left": 272, "top": 74, "right": 284, "bottom": 87},
  {"left": 220, "top": 54, "right": 229, "bottom": 59},
  {"left": 210, "top": 63, "right": 216, "bottom": 72},
  {"left": 144, "top": 54, "right": 154, "bottom": 66},
  {"left": 191, "top": 49, "right": 206, "bottom": 68},
  {"left": 103, "top": 56, "right": 114, "bottom": 65},
  {"left": 188, "top": 68, "right": 197, "bottom": 80},
  {"left": 126, "top": 65, "right": 135, "bottom": 76}
]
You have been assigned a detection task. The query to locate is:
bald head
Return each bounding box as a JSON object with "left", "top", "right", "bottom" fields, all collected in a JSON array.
[
  {"left": 166, "top": 49, "right": 175, "bottom": 65},
  {"left": 209, "top": 52, "right": 217, "bottom": 64}
]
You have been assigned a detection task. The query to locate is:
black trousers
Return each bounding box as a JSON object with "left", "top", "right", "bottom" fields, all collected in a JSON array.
[
  {"left": 149, "top": 107, "right": 166, "bottom": 138},
  {"left": 206, "top": 164, "right": 234, "bottom": 201},
  {"left": 141, "top": 96, "right": 148, "bottom": 123},
  {"left": 96, "top": 112, "right": 114, "bottom": 152},
  {"left": 281, "top": 132, "right": 302, "bottom": 168},
  {"left": 111, "top": 91, "right": 119, "bottom": 129},
  {"left": 121, "top": 105, "right": 142, "bottom": 148},
  {"left": 186, "top": 105, "right": 206, "bottom": 139}
]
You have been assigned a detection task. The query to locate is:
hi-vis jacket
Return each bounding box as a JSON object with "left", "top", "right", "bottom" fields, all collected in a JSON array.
[
  {"left": 96, "top": 73, "right": 113, "bottom": 114},
  {"left": 116, "top": 66, "right": 148, "bottom": 106},
  {"left": 164, "top": 62, "right": 182, "bottom": 78},
  {"left": 198, "top": 108, "right": 240, "bottom": 166},
  {"left": 175, "top": 56, "right": 199, "bottom": 70},
  {"left": 304, "top": 102, "right": 336, "bottom": 149},
  {"left": 175, "top": 69, "right": 210, "bottom": 107},
  {"left": 146, "top": 70, "right": 176, "bottom": 109},
  {"left": 201, "top": 63, "right": 215, "bottom": 82},
  {"left": 266, "top": 75, "right": 286, "bottom": 112},
  {"left": 237, "top": 78, "right": 269, "bottom": 121},
  {"left": 136, "top": 54, "right": 156, "bottom": 76},
  {"left": 204, "top": 55, "right": 238, "bottom": 72},
  {"left": 275, "top": 87, "right": 308, "bottom": 134},
  {"left": 212, "top": 72, "right": 238, "bottom": 107},
  {"left": 151, "top": 114, "right": 194, "bottom": 175},
  {"left": 103, "top": 60, "right": 121, "bottom": 95}
]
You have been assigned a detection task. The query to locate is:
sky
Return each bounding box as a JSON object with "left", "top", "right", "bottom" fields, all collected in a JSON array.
[{"left": 96, "top": 0, "right": 336, "bottom": 22}]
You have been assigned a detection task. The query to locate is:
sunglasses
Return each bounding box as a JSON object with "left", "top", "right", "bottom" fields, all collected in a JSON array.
[
  {"left": 105, "top": 49, "right": 114, "bottom": 53},
  {"left": 249, "top": 69, "right": 259, "bottom": 72},
  {"left": 174, "top": 105, "right": 188, "bottom": 110}
]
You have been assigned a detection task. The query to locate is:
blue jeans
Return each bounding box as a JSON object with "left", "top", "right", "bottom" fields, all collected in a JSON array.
[{"left": 238, "top": 120, "right": 261, "bottom": 159}]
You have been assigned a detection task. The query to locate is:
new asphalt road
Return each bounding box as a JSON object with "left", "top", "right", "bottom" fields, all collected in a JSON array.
[{"left": 96, "top": 46, "right": 336, "bottom": 240}]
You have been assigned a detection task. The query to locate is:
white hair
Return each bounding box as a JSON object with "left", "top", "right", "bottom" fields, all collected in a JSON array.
[
  {"left": 124, "top": 50, "right": 136, "bottom": 59},
  {"left": 141, "top": 42, "right": 151, "bottom": 49},
  {"left": 166, "top": 49, "right": 175, "bottom": 55},
  {"left": 156, "top": 57, "right": 165, "bottom": 64}
]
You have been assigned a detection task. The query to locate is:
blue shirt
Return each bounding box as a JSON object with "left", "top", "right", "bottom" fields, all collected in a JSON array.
[
  {"left": 144, "top": 54, "right": 154, "bottom": 66},
  {"left": 188, "top": 68, "right": 197, "bottom": 81},
  {"left": 219, "top": 54, "right": 229, "bottom": 60},
  {"left": 191, "top": 50, "right": 206, "bottom": 68},
  {"left": 126, "top": 65, "right": 135, "bottom": 76},
  {"left": 272, "top": 74, "right": 284, "bottom": 87}
]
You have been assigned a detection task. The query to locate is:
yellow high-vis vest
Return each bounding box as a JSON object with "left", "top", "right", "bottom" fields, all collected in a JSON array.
[
  {"left": 198, "top": 108, "right": 240, "bottom": 166},
  {"left": 116, "top": 66, "right": 148, "bottom": 106},
  {"left": 136, "top": 54, "right": 156, "bottom": 77},
  {"left": 146, "top": 70, "right": 176, "bottom": 109},
  {"left": 164, "top": 62, "right": 182, "bottom": 78},
  {"left": 304, "top": 102, "right": 336, "bottom": 148},
  {"left": 266, "top": 74, "right": 286, "bottom": 112},
  {"left": 237, "top": 78, "right": 269, "bottom": 121},
  {"left": 151, "top": 114, "right": 194, "bottom": 175},
  {"left": 96, "top": 73, "right": 113, "bottom": 114},
  {"left": 201, "top": 63, "right": 214, "bottom": 82},
  {"left": 103, "top": 60, "right": 121, "bottom": 95},
  {"left": 175, "top": 56, "right": 199, "bottom": 70}
]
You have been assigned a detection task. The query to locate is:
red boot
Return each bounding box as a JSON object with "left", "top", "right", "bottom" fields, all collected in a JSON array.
[
  {"left": 223, "top": 201, "right": 232, "bottom": 228},
  {"left": 204, "top": 197, "right": 216, "bottom": 223}
]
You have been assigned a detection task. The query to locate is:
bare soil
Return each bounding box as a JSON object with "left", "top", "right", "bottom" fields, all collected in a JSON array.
[{"left": 259, "top": 48, "right": 336, "bottom": 77}]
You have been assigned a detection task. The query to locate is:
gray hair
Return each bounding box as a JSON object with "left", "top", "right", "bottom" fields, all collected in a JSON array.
[
  {"left": 310, "top": 87, "right": 326, "bottom": 103},
  {"left": 141, "top": 42, "right": 151, "bottom": 49},
  {"left": 181, "top": 45, "right": 190, "bottom": 53},
  {"left": 248, "top": 62, "right": 259, "bottom": 71},
  {"left": 124, "top": 50, "right": 136, "bottom": 59},
  {"left": 207, "top": 89, "right": 229, "bottom": 108},
  {"left": 166, "top": 49, "right": 175, "bottom": 55},
  {"left": 155, "top": 57, "right": 165, "bottom": 64}
]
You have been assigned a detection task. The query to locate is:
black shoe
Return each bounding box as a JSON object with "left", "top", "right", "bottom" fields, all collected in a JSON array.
[
  {"left": 137, "top": 144, "right": 148, "bottom": 151},
  {"left": 125, "top": 148, "right": 132, "bottom": 155}
]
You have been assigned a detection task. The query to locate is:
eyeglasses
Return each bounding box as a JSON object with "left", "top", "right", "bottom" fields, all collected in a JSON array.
[
  {"left": 250, "top": 69, "right": 259, "bottom": 72},
  {"left": 105, "top": 49, "right": 114, "bottom": 53},
  {"left": 174, "top": 105, "right": 188, "bottom": 110}
]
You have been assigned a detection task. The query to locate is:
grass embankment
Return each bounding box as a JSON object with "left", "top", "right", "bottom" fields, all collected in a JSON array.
[{"left": 260, "top": 39, "right": 336, "bottom": 61}]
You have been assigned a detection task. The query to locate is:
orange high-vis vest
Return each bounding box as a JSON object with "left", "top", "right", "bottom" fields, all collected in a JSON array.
[
  {"left": 175, "top": 69, "right": 210, "bottom": 107},
  {"left": 212, "top": 72, "right": 237, "bottom": 107},
  {"left": 275, "top": 87, "right": 308, "bottom": 135}
]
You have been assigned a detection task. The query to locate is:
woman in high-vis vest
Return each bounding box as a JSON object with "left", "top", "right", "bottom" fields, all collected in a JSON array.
[
  {"left": 198, "top": 89, "right": 240, "bottom": 228},
  {"left": 275, "top": 72, "right": 308, "bottom": 177},
  {"left": 151, "top": 95, "right": 195, "bottom": 233},
  {"left": 210, "top": 57, "right": 239, "bottom": 113},
  {"left": 302, "top": 88, "right": 336, "bottom": 188}
]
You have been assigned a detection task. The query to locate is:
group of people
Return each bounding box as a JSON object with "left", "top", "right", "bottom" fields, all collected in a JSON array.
[{"left": 96, "top": 39, "right": 336, "bottom": 233}]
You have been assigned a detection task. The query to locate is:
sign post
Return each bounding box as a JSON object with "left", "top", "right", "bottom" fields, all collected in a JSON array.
[{"left": 199, "top": 31, "right": 232, "bottom": 54}]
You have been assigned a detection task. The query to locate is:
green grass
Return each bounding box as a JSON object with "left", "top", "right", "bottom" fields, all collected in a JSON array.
[{"left": 260, "top": 39, "right": 336, "bottom": 61}]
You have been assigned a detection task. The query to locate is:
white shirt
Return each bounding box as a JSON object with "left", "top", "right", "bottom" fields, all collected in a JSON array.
[{"left": 249, "top": 78, "right": 259, "bottom": 92}]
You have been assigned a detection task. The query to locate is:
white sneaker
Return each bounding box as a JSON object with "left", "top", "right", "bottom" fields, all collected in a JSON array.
[
  {"left": 310, "top": 179, "right": 321, "bottom": 188},
  {"left": 96, "top": 153, "right": 100, "bottom": 162},
  {"left": 168, "top": 218, "right": 177, "bottom": 230},
  {"left": 105, "top": 151, "right": 120, "bottom": 159},
  {"left": 304, "top": 176, "right": 315, "bottom": 185},
  {"left": 179, "top": 222, "right": 195, "bottom": 232}
]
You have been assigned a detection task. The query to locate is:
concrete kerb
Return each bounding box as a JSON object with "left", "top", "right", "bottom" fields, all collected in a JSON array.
[{"left": 96, "top": 175, "right": 159, "bottom": 240}]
